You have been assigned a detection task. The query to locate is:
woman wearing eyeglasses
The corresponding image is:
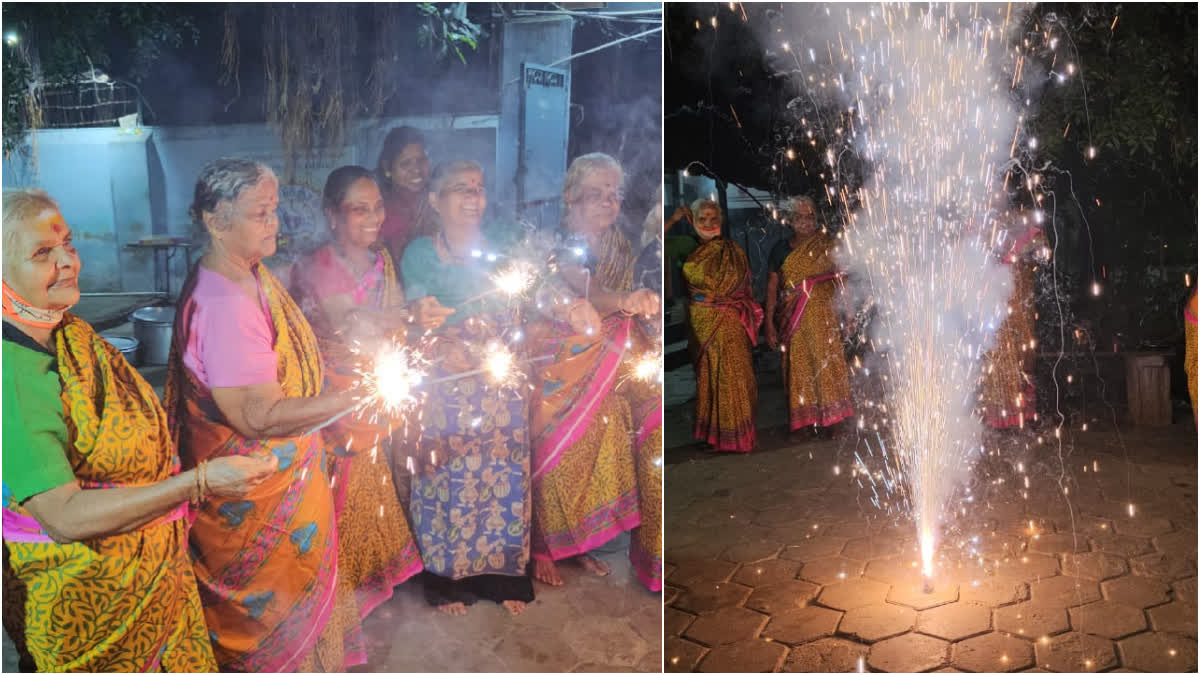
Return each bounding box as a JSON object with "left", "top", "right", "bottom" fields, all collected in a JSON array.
[
  {"left": 765, "top": 194, "right": 853, "bottom": 441},
  {"left": 679, "top": 198, "right": 763, "bottom": 453}
]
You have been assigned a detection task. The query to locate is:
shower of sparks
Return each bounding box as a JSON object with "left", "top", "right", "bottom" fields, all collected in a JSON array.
[
  {"left": 363, "top": 342, "right": 428, "bottom": 416},
  {"left": 483, "top": 340, "right": 518, "bottom": 384},
  {"left": 492, "top": 260, "right": 539, "bottom": 298},
  {"left": 632, "top": 349, "right": 665, "bottom": 383}
]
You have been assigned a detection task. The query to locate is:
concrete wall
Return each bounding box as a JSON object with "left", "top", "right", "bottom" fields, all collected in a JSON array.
[{"left": 3, "top": 114, "right": 499, "bottom": 294}]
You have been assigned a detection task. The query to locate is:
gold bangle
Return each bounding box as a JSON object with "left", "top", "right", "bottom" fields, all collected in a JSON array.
[{"left": 199, "top": 461, "right": 209, "bottom": 501}]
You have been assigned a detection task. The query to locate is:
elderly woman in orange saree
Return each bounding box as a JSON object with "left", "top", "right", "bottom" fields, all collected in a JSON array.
[
  {"left": 291, "top": 166, "right": 453, "bottom": 629},
  {"left": 528, "top": 153, "right": 662, "bottom": 589},
  {"left": 979, "top": 215, "right": 1048, "bottom": 430},
  {"left": 765, "top": 195, "right": 853, "bottom": 438},
  {"left": 684, "top": 199, "right": 763, "bottom": 452},
  {"left": 1, "top": 189, "right": 273, "bottom": 672},
  {"left": 165, "top": 158, "right": 363, "bottom": 671}
]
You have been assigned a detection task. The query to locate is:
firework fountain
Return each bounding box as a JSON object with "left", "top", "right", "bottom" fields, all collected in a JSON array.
[{"left": 768, "top": 3, "right": 1037, "bottom": 585}]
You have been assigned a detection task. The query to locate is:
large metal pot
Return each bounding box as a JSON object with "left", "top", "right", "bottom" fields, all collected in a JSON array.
[
  {"left": 131, "top": 306, "right": 175, "bottom": 366},
  {"left": 101, "top": 334, "right": 141, "bottom": 367}
]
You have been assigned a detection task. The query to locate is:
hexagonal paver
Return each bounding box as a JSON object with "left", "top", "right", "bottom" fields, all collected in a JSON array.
[
  {"left": 753, "top": 507, "right": 811, "bottom": 527},
  {"left": 674, "top": 582, "right": 753, "bottom": 614},
  {"left": 1030, "top": 533, "right": 1091, "bottom": 555},
  {"left": 1068, "top": 601, "right": 1148, "bottom": 640},
  {"left": 959, "top": 576, "right": 1028, "bottom": 607},
  {"left": 733, "top": 559, "right": 802, "bottom": 587},
  {"left": 916, "top": 602, "right": 992, "bottom": 641},
  {"left": 952, "top": 632, "right": 1034, "bottom": 672},
  {"left": 1062, "top": 552, "right": 1128, "bottom": 581},
  {"left": 745, "top": 581, "right": 820, "bottom": 615},
  {"left": 684, "top": 606, "right": 768, "bottom": 646},
  {"left": 1034, "top": 631, "right": 1118, "bottom": 672},
  {"left": 864, "top": 555, "right": 924, "bottom": 585},
  {"left": 781, "top": 637, "right": 866, "bottom": 672},
  {"left": 780, "top": 537, "right": 848, "bottom": 562},
  {"left": 1173, "top": 577, "right": 1197, "bottom": 605},
  {"left": 841, "top": 535, "right": 909, "bottom": 560},
  {"left": 1118, "top": 632, "right": 1199, "bottom": 672},
  {"left": 1113, "top": 516, "right": 1174, "bottom": 537},
  {"left": 762, "top": 606, "right": 842, "bottom": 646},
  {"left": 1153, "top": 530, "right": 1198, "bottom": 558},
  {"left": 670, "top": 558, "right": 739, "bottom": 588},
  {"left": 837, "top": 603, "right": 916, "bottom": 642},
  {"left": 698, "top": 639, "right": 787, "bottom": 673},
  {"left": 816, "top": 578, "right": 889, "bottom": 612},
  {"left": 1090, "top": 534, "right": 1153, "bottom": 557},
  {"left": 664, "top": 586, "right": 680, "bottom": 606},
  {"left": 887, "top": 578, "right": 960, "bottom": 610},
  {"left": 664, "top": 637, "right": 706, "bottom": 673},
  {"left": 1148, "top": 601, "right": 1197, "bottom": 638},
  {"left": 1029, "top": 575, "right": 1102, "bottom": 607},
  {"left": 990, "top": 553, "right": 1061, "bottom": 582},
  {"left": 869, "top": 633, "right": 950, "bottom": 672},
  {"left": 995, "top": 601, "right": 1070, "bottom": 638},
  {"left": 798, "top": 556, "right": 865, "bottom": 585},
  {"left": 1102, "top": 575, "right": 1171, "bottom": 608},
  {"left": 1131, "top": 551, "right": 1196, "bottom": 581},
  {"left": 720, "top": 539, "right": 783, "bottom": 564},
  {"left": 665, "top": 607, "right": 696, "bottom": 637}
]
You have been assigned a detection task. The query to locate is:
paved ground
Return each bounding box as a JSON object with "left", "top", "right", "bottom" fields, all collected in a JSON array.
[{"left": 663, "top": 419, "right": 1197, "bottom": 673}]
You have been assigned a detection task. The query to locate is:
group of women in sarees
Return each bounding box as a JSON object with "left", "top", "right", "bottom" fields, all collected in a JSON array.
[{"left": 1, "top": 127, "right": 662, "bottom": 672}]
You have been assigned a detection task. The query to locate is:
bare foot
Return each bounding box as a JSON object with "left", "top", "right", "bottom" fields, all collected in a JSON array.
[
  {"left": 502, "top": 600, "right": 526, "bottom": 616},
  {"left": 576, "top": 554, "right": 611, "bottom": 577},
  {"left": 436, "top": 602, "right": 468, "bottom": 616},
  {"left": 532, "top": 558, "right": 564, "bottom": 586}
]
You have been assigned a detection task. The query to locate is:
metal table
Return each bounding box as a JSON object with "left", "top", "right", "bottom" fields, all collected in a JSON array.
[{"left": 123, "top": 237, "right": 195, "bottom": 299}]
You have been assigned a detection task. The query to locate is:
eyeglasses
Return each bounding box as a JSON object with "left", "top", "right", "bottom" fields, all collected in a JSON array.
[{"left": 442, "top": 184, "right": 486, "bottom": 198}]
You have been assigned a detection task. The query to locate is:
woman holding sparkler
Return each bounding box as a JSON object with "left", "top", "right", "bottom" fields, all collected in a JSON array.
[
  {"left": 682, "top": 198, "right": 763, "bottom": 452},
  {"left": 765, "top": 194, "right": 853, "bottom": 440},
  {"left": 291, "top": 165, "right": 455, "bottom": 629},
  {"left": 165, "top": 158, "right": 364, "bottom": 671},
  {"left": 979, "top": 211, "right": 1047, "bottom": 430},
  {"left": 1, "top": 189, "right": 276, "bottom": 672},
  {"left": 377, "top": 126, "right": 436, "bottom": 264},
  {"left": 400, "top": 159, "right": 537, "bottom": 616},
  {"left": 528, "top": 153, "right": 663, "bottom": 590}
]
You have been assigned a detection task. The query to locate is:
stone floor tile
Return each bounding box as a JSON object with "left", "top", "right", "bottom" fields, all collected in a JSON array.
[
  {"left": 1069, "top": 600, "right": 1148, "bottom": 639},
  {"left": 868, "top": 633, "right": 950, "bottom": 672},
  {"left": 1062, "top": 552, "right": 1129, "bottom": 581},
  {"left": 1148, "top": 601, "right": 1198, "bottom": 638},
  {"left": 887, "top": 578, "right": 960, "bottom": 610},
  {"left": 674, "top": 582, "right": 754, "bottom": 615},
  {"left": 1153, "top": 530, "right": 1198, "bottom": 559},
  {"left": 1173, "top": 577, "right": 1197, "bottom": 605},
  {"left": 732, "top": 559, "right": 803, "bottom": 587},
  {"left": 1029, "top": 532, "right": 1091, "bottom": 555},
  {"left": 562, "top": 619, "right": 650, "bottom": 669},
  {"left": 1033, "top": 631, "right": 1118, "bottom": 672},
  {"left": 841, "top": 535, "right": 910, "bottom": 560},
  {"left": 1131, "top": 551, "right": 1197, "bottom": 582},
  {"left": 824, "top": 521, "right": 872, "bottom": 539},
  {"left": 916, "top": 601, "right": 992, "bottom": 641},
  {"left": 1090, "top": 533, "right": 1154, "bottom": 557},
  {"left": 1112, "top": 516, "right": 1174, "bottom": 537},
  {"left": 665, "top": 637, "right": 707, "bottom": 673},
  {"left": 666, "top": 607, "right": 697, "bottom": 637},
  {"left": 698, "top": 639, "right": 788, "bottom": 673},
  {"left": 720, "top": 538, "right": 783, "bottom": 564},
  {"left": 798, "top": 556, "right": 865, "bottom": 585},
  {"left": 669, "top": 558, "right": 740, "bottom": 588},
  {"left": 781, "top": 638, "right": 866, "bottom": 672},
  {"left": 995, "top": 600, "right": 1071, "bottom": 638},
  {"left": 684, "top": 606, "right": 769, "bottom": 646},
  {"left": 745, "top": 580, "right": 821, "bottom": 614},
  {"left": 1117, "top": 631, "right": 1199, "bottom": 672},
  {"left": 817, "top": 578, "right": 891, "bottom": 612},
  {"left": 837, "top": 603, "right": 917, "bottom": 642},
  {"left": 959, "top": 576, "right": 1029, "bottom": 607},
  {"left": 990, "top": 552, "right": 1062, "bottom": 582},
  {"left": 665, "top": 586, "right": 680, "bottom": 606},
  {"left": 864, "top": 555, "right": 924, "bottom": 585},
  {"left": 780, "top": 536, "right": 849, "bottom": 562},
  {"left": 952, "top": 632, "right": 1034, "bottom": 672},
  {"left": 1028, "top": 575, "right": 1102, "bottom": 607},
  {"left": 1102, "top": 575, "right": 1172, "bottom": 608},
  {"left": 762, "top": 606, "right": 843, "bottom": 646}
]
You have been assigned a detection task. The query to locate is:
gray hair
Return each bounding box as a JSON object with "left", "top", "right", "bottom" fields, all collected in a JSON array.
[
  {"left": 563, "top": 153, "right": 625, "bottom": 201},
  {"left": 3, "top": 189, "right": 61, "bottom": 268},
  {"left": 690, "top": 198, "right": 721, "bottom": 216},
  {"left": 188, "top": 158, "right": 277, "bottom": 232},
  {"left": 428, "top": 159, "right": 484, "bottom": 195},
  {"left": 784, "top": 194, "right": 816, "bottom": 213}
]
